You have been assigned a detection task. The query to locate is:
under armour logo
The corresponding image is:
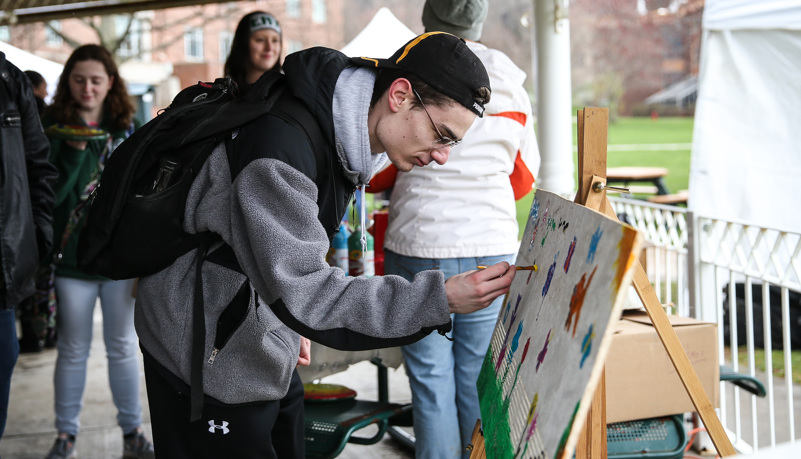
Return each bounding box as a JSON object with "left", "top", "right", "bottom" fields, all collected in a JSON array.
[{"left": 208, "top": 420, "right": 230, "bottom": 434}]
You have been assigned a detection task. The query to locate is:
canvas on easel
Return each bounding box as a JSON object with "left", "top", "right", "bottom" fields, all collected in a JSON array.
[
  {"left": 473, "top": 107, "right": 736, "bottom": 459},
  {"left": 476, "top": 189, "right": 642, "bottom": 459}
]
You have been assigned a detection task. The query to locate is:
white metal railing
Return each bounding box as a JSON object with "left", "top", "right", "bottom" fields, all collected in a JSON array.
[
  {"left": 609, "top": 196, "right": 801, "bottom": 453},
  {"left": 609, "top": 197, "right": 690, "bottom": 315},
  {"left": 690, "top": 214, "right": 801, "bottom": 451}
]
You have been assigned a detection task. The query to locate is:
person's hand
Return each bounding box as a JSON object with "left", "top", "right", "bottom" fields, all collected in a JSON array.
[
  {"left": 445, "top": 262, "right": 515, "bottom": 314},
  {"left": 65, "top": 140, "right": 88, "bottom": 151},
  {"left": 297, "top": 336, "right": 311, "bottom": 367}
]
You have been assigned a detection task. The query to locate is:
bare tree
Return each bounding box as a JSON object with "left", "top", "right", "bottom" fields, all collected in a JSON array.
[
  {"left": 43, "top": 5, "right": 233, "bottom": 64},
  {"left": 570, "top": 0, "right": 666, "bottom": 117}
]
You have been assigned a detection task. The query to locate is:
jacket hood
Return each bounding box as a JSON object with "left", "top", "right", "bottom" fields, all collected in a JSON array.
[
  {"left": 283, "top": 47, "right": 386, "bottom": 188},
  {"left": 283, "top": 47, "right": 350, "bottom": 149}
]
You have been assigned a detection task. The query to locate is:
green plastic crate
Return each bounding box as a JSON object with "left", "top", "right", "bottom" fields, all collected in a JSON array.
[{"left": 606, "top": 415, "right": 687, "bottom": 459}]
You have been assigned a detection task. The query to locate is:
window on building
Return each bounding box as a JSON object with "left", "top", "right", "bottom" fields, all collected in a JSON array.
[
  {"left": 45, "top": 21, "right": 63, "bottom": 47},
  {"left": 312, "top": 0, "right": 327, "bottom": 23},
  {"left": 116, "top": 15, "right": 142, "bottom": 60},
  {"left": 0, "top": 26, "right": 9, "bottom": 42},
  {"left": 184, "top": 27, "right": 204, "bottom": 61},
  {"left": 219, "top": 31, "right": 233, "bottom": 63},
  {"left": 286, "top": 0, "right": 301, "bottom": 18}
]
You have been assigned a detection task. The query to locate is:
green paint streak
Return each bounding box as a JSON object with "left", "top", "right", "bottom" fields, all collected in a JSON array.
[
  {"left": 554, "top": 402, "right": 581, "bottom": 459},
  {"left": 478, "top": 351, "right": 514, "bottom": 459}
]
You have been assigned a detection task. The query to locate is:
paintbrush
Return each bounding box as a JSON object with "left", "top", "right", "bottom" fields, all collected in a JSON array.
[{"left": 476, "top": 265, "right": 538, "bottom": 271}]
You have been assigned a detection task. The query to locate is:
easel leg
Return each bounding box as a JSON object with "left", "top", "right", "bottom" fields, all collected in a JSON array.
[
  {"left": 576, "top": 370, "right": 607, "bottom": 458},
  {"left": 468, "top": 419, "right": 486, "bottom": 459},
  {"left": 596, "top": 193, "right": 736, "bottom": 457}
]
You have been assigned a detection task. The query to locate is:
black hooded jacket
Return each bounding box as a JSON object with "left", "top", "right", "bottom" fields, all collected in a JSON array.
[{"left": 0, "top": 52, "right": 57, "bottom": 308}]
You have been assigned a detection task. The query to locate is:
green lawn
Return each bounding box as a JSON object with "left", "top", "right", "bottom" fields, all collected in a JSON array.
[{"left": 516, "top": 116, "right": 694, "bottom": 235}]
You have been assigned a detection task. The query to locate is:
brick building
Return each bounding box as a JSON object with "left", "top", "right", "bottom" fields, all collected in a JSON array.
[{"left": 1, "top": 0, "right": 344, "bottom": 115}]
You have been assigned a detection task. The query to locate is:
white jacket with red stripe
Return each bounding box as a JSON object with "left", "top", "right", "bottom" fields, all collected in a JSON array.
[{"left": 378, "top": 41, "right": 540, "bottom": 259}]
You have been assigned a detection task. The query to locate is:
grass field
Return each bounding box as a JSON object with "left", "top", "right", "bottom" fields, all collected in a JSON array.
[{"left": 516, "top": 116, "right": 694, "bottom": 234}]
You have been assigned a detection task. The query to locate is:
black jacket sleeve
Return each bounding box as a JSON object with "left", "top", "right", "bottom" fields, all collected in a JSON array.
[{"left": 17, "top": 69, "right": 58, "bottom": 261}]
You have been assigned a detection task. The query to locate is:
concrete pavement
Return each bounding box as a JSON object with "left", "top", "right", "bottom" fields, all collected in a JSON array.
[{"left": 1, "top": 307, "right": 413, "bottom": 458}]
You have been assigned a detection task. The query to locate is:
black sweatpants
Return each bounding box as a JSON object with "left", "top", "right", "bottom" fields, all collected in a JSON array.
[{"left": 143, "top": 351, "right": 305, "bottom": 458}]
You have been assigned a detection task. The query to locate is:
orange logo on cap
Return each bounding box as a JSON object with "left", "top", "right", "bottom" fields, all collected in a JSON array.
[
  {"left": 395, "top": 31, "right": 453, "bottom": 64},
  {"left": 357, "top": 57, "right": 380, "bottom": 67}
]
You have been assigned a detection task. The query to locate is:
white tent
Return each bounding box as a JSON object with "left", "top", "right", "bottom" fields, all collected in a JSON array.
[
  {"left": 0, "top": 41, "right": 63, "bottom": 103},
  {"left": 340, "top": 7, "right": 416, "bottom": 58},
  {"left": 689, "top": 0, "right": 801, "bottom": 231}
]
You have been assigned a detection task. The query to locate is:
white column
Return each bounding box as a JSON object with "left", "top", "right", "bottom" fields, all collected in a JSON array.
[{"left": 534, "top": 0, "right": 575, "bottom": 196}]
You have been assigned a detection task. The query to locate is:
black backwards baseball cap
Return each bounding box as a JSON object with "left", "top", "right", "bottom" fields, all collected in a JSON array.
[{"left": 350, "top": 32, "right": 490, "bottom": 117}]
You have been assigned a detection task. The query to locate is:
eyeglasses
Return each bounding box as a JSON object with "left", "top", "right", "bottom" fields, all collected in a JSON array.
[{"left": 412, "top": 89, "right": 461, "bottom": 149}]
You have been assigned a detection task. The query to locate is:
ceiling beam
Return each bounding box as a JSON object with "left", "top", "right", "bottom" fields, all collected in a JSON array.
[{"left": 1, "top": 0, "right": 231, "bottom": 25}]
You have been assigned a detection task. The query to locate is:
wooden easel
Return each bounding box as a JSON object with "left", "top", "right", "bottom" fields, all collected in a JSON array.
[{"left": 469, "top": 108, "right": 736, "bottom": 458}]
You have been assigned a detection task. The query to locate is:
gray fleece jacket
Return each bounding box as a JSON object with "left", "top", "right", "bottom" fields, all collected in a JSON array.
[{"left": 134, "top": 47, "right": 452, "bottom": 404}]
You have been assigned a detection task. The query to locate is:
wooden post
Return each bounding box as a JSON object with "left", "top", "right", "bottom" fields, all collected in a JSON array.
[{"left": 573, "top": 108, "right": 610, "bottom": 459}]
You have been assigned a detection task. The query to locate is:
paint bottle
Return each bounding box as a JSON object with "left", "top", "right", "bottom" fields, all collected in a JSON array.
[
  {"left": 327, "top": 222, "right": 350, "bottom": 275},
  {"left": 348, "top": 226, "right": 374, "bottom": 278}
]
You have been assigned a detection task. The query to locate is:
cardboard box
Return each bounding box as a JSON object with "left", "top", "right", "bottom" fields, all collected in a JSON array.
[{"left": 605, "top": 311, "right": 719, "bottom": 423}]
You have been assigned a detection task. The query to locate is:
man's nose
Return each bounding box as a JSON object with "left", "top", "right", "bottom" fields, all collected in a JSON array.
[{"left": 431, "top": 146, "right": 450, "bottom": 165}]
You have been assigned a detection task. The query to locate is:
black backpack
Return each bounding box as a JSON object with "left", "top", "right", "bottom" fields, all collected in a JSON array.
[
  {"left": 77, "top": 71, "right": 328, "bottom": 422},
  {"left": 77, "top": 71, "right": 322, "bottom": 279}
]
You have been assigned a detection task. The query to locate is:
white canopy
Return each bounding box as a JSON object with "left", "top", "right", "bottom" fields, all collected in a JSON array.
[
  {"left": 0, "top": 40, "right": 63, "bottom": 103},
  {"left": 689, "top": 0, "right": 801, "bottom": 231},
  {"left": 340, "top": 7, "right": 416, "bottom": 58}
]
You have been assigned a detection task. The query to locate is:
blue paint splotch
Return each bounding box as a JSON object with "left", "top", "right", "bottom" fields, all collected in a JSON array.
[
  {"left": 542, "top": 252, "right": 558, "bottom": 298},
  {"left": 528, "top": 200, "right": 543, "bottom": 251},
  {"left": 529, "top": 199, "right": 540, "bottom": 225},
  {"left": 501, "top": 321, "right": 525, "bottom": 384},
  {"left": 587, "top": 225, "right": 603, "bottom": 263},
  {"left": 536, "top": 329, "right": 551, "bottom": 372},
  {"left": 580, "top": 323, "right": 595, "bottom": 368},
  {"left": 529, "top": 201, "right": 550, "bottom": 252},
  {"left": 536, "top": 252, "right": 559, "bottom": 320},
  {"left": 496, "top": 294, "right": 522, "bottom": 372},
  {"left": 564, "top": 236, "right": 577, "bottom": 273}
]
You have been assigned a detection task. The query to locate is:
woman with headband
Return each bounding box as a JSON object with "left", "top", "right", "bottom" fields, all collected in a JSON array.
[{"left": 224, "top": 11, "right": 283, "bottom": 91}]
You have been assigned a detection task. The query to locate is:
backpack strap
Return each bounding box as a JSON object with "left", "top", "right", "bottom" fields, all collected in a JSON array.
[
  {"left": 189, "top": 90, "right": 327, "bottom": 422},
  {"left": 270, "top": 92, "right": 326, "bottom": 162},
  {"left": 189, "top": 236, "right": 214, "bottom": 421}
]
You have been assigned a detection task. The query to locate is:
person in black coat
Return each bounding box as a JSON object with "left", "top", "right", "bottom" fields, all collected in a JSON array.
[
  {"left": 0, "top": 52, "right": 58, "bottom": 443},
  {"left": 24, "top": 70, "right": 48, "bottom": 115}
]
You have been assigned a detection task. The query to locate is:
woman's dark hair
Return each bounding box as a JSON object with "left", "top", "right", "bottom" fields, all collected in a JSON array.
[
  {"left": 370, "top": 68, "right": 490, "bottom": 111},
  {"left": 45, "top": 44, "right": 134, "bottom": 131},
  {"left": 224, "top": 11, "right": 283, "bottom": 89},
  {"left": 23, "top": 70, "right": 45, "bottom": 87}
]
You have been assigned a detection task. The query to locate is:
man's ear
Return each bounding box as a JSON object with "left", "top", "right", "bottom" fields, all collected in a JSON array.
[{"left": 386, "top": 78, "right": 412, "bottom": 113}]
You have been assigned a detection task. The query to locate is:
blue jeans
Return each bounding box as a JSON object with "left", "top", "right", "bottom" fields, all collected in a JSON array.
[
  {"left": 0, "top": 307, "right": 19, "bottom": 441},
  {"left": 53, "top": 277, "right": 141, "bottom": 436},
  {"left": 384, "top": 250, "right": 514, "bottom": 459}
]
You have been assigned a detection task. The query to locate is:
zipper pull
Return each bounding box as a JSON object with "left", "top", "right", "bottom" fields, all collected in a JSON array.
[
  {"left": 208, "top": 348, "right": 219, "bottom": 364},
  {"left": 87, "top": 184, "right": 100, "bottom": 204}
]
